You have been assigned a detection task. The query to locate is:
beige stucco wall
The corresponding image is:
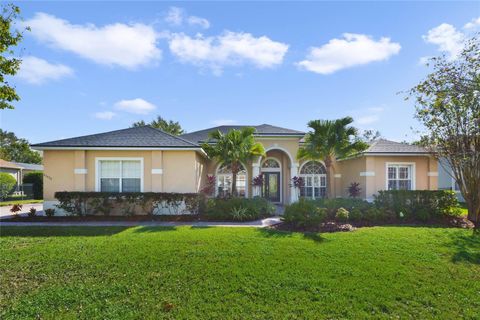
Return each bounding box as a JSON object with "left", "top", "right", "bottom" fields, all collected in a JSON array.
[
  {"left": 43, "top": 149, "right": 202, "bottom": 200},
  {"left": 338, "top": 155, "right": 438, "bottom": 200}
]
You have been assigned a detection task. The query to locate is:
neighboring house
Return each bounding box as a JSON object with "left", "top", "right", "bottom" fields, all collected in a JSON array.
[
  {"left": 438, "top": 158, "right": 464, "bottom": 202},
  {"left": 0, "top": 159, "right": 43, "bottom": 193},
  {"left": 32, "top": 125, "right": 438, "bottom": 212}
]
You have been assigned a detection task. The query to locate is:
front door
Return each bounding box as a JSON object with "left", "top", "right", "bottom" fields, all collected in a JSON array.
[{"left": 263, "top": 172, "right": 280, "bottom": 202}]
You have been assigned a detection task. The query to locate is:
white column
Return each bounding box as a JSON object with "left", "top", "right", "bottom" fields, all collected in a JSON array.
[
  {"left": 252, "top": 163, "right": 260, "bottom": 196},
  {"left": 290, "top": 162, "right": 299, "bottom": 203}
]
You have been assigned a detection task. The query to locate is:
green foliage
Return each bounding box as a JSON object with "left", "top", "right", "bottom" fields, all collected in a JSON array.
[
  {"left": 23, "top": 171, "right": 43, "bottom": 199},
  {"left": 349, "top": 208, "right": 362, "bottom": 222},
  {"left": 132, "top": 116, "right": 185, "bottom": 135},
  {"left": 54, "top": 192, "right": 206, "bottom": 217},
  {"left": 0, "top": 129, "right": 42, "bottom": 163},
  {"left": 407, "top": 36, "right": 480, "bottom": 227},
  {"left": 202, "top": 127, "right": 265, "bottom": 196},
  {"left": 204, "top": 197, "right": 274, "bottom": 221},
  {"left": 44, "top": 208, "right": 55, "bottom": 217},
  {"left": 314, "top": 197, "right": 372, "bottom": 218},
  {"left": 0, "top": 172, "right": 16, "bottom": 199},
  {"left": 374, "top": 190, "right": 460, "bottom": 220},
  {"left": 27, "top": 207, "right": 36, "bottom": 217},
  {"left": 0, "top": 4, "right": 28, "bottom": 109},
  {"left": 335, "top": 207, "right": 349, "bottom": 222},
  {"left": 283, "top": 198, "right": 327, "bottom": 228},
  {"left": 297, "top": 117, "right": 368, "bottom": 198}
]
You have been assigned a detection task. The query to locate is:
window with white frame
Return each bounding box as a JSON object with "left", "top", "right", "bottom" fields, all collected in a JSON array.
[
  {"left": 299, "top": 161, "right": 327, "bottom": 199},
  {"left": 216, "top": 163, "right": 247, "bottom": 197},
  {"left": 387, "top": 164, "right": 413, "bottom": 190},
  {"left": 98, "top": 159, "right": 142, "bottom": 192}
]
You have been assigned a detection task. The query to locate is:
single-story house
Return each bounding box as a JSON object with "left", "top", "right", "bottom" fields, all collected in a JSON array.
[
  {"left": 32, "top": 124, "right": 438, "bottom": 213},
  {"left": 0, "top": 159, "right": 44, "bottom": 193},
  {"left": 438, "top": 158, "right": 464, "bottom": 202}
]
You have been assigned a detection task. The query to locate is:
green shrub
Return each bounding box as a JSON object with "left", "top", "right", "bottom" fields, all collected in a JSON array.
[
  {"left": 204, "top": 197, "right": 273, "bottom": 221},
  {"left": 45, "top": 208, "right": 55, "bottom": 217},
  {"left": 314, "top": 198, "right": 372, "bottom": 218},
  {"left": 364, "top": 207, "right": 381, "bottom": 222},
  {"left": 23, "top": 171, "right": 43, "bottom": 200},
  {"left": 335, "top": 207, "right": 349, "bottom": 222},
  {"left": 349, "top": 208, "right": 362, "bottom": 221},
  {"left": 283, "top": 198, "right": 327, "bottom": 228},
  {"left": 374, "top": 190, "right": 459, "bottom": 221},
  {"left": 0, "top": 172, "right": 16, "bottom": 200},
  {"left": 28, "top": 207, "right": 36, "bottom": 217}
]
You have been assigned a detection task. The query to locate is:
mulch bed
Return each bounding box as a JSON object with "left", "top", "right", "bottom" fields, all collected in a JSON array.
[{"left": 270, "top": 216, "right": 474, "bottom": 233}]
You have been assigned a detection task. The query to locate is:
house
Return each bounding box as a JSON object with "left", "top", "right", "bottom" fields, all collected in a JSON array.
[
  {"left": 438, "top": 158, "right": 464, "bottom": 202},
  {"left": 31, "top": 125, "right": 438, "bottom": 213},
  {"left": 0, "top": 159, "right": 44, "bottom": 193}
]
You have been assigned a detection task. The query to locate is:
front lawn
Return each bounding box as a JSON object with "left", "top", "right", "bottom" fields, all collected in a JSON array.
[
  {"left": 0, "top": 199, "right": 43, "bottom": 207},
  {"left": 1, "top": 226, "right": 479, "bottom": 319}
]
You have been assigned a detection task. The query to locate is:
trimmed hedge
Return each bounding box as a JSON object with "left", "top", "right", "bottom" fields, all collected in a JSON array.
[
  {"left": 204, "top": 196, "right": 275, "bottom": 221},
  {"left": 374, "top": 190, "right": 461, "bottom": 220},
  {"left": 54, "top": 192, "right": 206, "bottom": 216},
  {"left": 283, "top": 198, "right": 327, "bottom": 228},
  {"left": 23, "top": 171, "right": 43, "bottom": 199}
]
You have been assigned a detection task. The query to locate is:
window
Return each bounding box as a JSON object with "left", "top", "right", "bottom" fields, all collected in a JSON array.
[
  {"left": 262, "top": 159, "right": 280, "bottom": 169},
  {"left": 98, "top": 159, "right": 142, "bottom": 192},
  {"left": 216, "top": 163, "right": 247, "bottom": 197},
  {"left": 299, "top": 161, "right": 327, "bottom": 199},
  {"left": 387, "top": 164, "right": 414, "bottom": 190}
]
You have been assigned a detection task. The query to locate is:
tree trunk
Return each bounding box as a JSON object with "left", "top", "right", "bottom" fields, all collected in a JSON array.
[
  {"left": 467, "top": 201, "right": 480, "bottom": 232},
  {"left": 231, "top": 162, "right": 239, "bottom": 197},
  {"left": 324, "top": 157, "right": 332, "bottom": 199}
]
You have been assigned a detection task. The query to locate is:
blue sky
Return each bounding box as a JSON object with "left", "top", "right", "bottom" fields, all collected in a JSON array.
[{"left": 1, "top": 1, "right": 479, "bottom": 144}]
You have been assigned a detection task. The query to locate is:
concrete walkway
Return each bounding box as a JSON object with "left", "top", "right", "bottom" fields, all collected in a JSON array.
[
  {"left": 0, "top": 217, "right": 282, "bottom": 228},
  {"left": 0, "top": 203, "right": 44, "bottom": 219}
]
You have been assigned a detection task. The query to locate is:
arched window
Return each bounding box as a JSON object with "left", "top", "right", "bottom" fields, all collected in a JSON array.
[
  {"left": 216, "top": 163, "right": 247, "bottom": 197},
  {"left": 299, "top": 161, "right": 327, "bottom": 199},
  {"left": 262, "top": 158, "right": 280, "bottom": 170}
]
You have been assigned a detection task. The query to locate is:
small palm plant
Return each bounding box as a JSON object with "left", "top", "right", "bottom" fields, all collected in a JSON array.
[
  {"left": 298, "top": 117, "right": 368, "bottom": 198},
  {"left": 202, "top": 127, "right": 265, "bottom": 197}
]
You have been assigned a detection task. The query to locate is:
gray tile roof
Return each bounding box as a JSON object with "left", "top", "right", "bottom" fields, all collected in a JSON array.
[
  {"left": 11, "top": 162, "right": 44, "bottom": 171},
  {"left": 181, "top": 124, "right": 305, "bottom": 143},
  {"left": 32, "top": 126, "right": 200, "bottom": 148},
  {"left": 364, "top": 139, "right": 429, "bottom": 154}
]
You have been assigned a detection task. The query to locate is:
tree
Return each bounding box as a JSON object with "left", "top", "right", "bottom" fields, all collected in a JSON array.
[
  {"left": 132, "top": 116, "right": 185, "bottom": 135},
  {"left": 298, "top": 117, "right": 368, "bottom": 198},
  {"left": 1, "top": 4, "right": 27, "bottom": 110},
  {"left": 361, "top": 129, "right": 382, "bottom": 142},
  {"left": 23, "top": 171, "right": 43, "bottom": 199},
  {"left": 0, "top": 129, "right": 42, "bottom": 164},
  {"left": 202, "top": 127, "right": 265, "bottom": 197},
  {"left": 0, "top": 172, "right": 16, "bottom": 200},
  {"left": 407, "top": 36, "right": 480, "bottom": 230}
]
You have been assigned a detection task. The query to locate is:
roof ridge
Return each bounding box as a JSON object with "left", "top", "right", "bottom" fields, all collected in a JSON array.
[{"left": 146, "top": 126, "right": 199, "bottom": 146}]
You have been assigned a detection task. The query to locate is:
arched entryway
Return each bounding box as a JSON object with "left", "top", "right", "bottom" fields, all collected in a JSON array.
[{"left": 253, "top": 147, "right": 298, "bottom": 204}]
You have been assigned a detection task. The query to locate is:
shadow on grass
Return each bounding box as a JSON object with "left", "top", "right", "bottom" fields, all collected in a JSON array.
[
  {"left": 0, "top": 226, "right": 131, "bottom": 237},
  {"left": 133, "top": 226, "right": 177, "bottom": 233},
  {"left": 256, "top": 228, "right": 326, "bottom": 243},
  {"left": 450, "top": 232, "right": 480, "bottom": 264}
]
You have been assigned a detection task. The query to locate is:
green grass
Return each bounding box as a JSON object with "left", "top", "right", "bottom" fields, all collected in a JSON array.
[
  {"left": 1, "top": 226, "right": 479, "bottom": 319},
  {"left": 0, "top": 199, "right": 43, "bottom": 206}
]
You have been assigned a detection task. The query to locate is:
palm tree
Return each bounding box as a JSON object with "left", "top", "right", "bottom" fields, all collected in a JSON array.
[
  {"left": 298, "top": 117, "right": 368, "bottom": 198},
  {"left": 202, "top": 127, "right": 265, "bottom": 197}
]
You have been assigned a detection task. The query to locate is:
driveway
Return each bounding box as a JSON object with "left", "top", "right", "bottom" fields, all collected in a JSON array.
[{"left": 0, "top": 203, "right": 44, "bottom": 219}]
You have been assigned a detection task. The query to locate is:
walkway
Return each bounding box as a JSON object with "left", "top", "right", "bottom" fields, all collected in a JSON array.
[{"left": 0, "top": 217, "right": 282, "bottom": 228}]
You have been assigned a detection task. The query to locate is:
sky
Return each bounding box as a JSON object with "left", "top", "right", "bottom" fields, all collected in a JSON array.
[{"left": 1, "top": 1, "right": 479, "bottom": 144}]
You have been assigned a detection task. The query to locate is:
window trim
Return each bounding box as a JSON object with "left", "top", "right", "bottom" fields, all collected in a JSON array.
[
  {"left": 95, "top": 157, "right": 144, "bottom": 192},
  {"left": 385, "top": 162, "right": 416, "bottom": 191},
  {"left": 215, "top": 162, "right": 248, "bottom": 198}
]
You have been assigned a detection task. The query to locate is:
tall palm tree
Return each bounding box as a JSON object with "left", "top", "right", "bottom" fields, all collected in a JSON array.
[
  {"left": 202, "top": 127, "right": 265, "bottom": 197},
  {"left": 298, "top": 117, "right": 368, "bottom": 198}
]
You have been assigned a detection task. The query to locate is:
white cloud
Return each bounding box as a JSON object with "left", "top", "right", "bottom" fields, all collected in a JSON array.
[
  {"left": 212, "top": 119, "right": 237, "bottom": 126},
  {"left": 169, "top": 31, "right": 288, "bottom": 73},
  {"left": 464, "top": 17, "right": 480, "bottom": 30},
  {"left": 94, "top": 111, "right": 116, "bottom": 120},
  {"left": 17, "top": 56, "right": 73, "bottom": 84},
  {"left": 165, "top": 7, "right": 210, "bottom": 29},
  {"left": 296, "top": 33, "right": 401, "bottom": 74},
  {"left": 114, "top": 98, "right": 156, "bottom": 114},
  {"left": 188, "top": 16, "right": 210, "bottom": 29},
  {"left": 25, "top": 12, "right": 161, "bottom": 69},
  {"left": 356, "top": 115, "right": 380, "bottom": 125},
  {"left": 423, "top": 23, "right": 465, "bottom": 59},
  {"left": 165, "top": 7, "right": 183, "bottom": 26}
]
